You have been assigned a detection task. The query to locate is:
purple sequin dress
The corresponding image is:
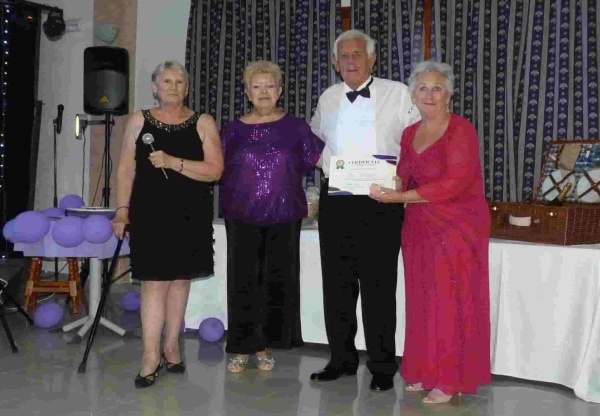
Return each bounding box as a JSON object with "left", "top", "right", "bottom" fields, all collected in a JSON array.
[{"left": 220, "top": 114, "right": 324, "bottom": 225}]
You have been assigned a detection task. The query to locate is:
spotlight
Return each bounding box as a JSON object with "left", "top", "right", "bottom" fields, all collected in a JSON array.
[
  {"left": 75, "top": 114, "right": 88, "bottom": 140},
  {"left": 75, "top": 114, "right": 105, "bottom": 140},
  {"left": 43, "top": 10, "right": 66, "bottom": 40}
]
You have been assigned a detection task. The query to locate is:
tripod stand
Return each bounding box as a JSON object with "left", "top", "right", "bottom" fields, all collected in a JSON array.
[{"left": 0, "top": 279, "right": 34, "bottom": 353}]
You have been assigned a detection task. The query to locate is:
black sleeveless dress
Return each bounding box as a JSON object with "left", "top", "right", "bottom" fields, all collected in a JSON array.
[{"left": 128, "top": 110, "right": 214, "bottom": 281}]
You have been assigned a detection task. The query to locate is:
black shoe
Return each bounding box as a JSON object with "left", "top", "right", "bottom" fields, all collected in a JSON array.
[
  {"left": 162, "top": 353, "right": 185, "bottom": 374},
  {"left": 134, "top": 363, "right": 162, "bottom": 389},
  {"left": 369, "top": 375, "right": 394, "bottom": 392},
  {"left": 310, "top": 365, "right": 357, "bottom": 381}
]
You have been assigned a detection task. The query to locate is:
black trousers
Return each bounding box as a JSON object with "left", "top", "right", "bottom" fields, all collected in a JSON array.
[
  {"left": 225, "top": 218, "right": 304, "bottom": 354},
  {"left": 318, "top": 181, "right": 403, "bottom": 376}
]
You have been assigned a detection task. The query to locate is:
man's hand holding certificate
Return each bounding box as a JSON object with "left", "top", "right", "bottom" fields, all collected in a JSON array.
[{"left": 328, "top": 155, "right": 397, "bottom": 195}]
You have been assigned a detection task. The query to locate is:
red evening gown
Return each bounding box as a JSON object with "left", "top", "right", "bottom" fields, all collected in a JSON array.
[{"left": 398, "top": 113, "right": 491, "bottom": 395}]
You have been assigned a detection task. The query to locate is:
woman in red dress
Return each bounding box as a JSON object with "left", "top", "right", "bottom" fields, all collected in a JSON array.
[{"left": 369, "top": 61, "right": 491, "bottom": 404}]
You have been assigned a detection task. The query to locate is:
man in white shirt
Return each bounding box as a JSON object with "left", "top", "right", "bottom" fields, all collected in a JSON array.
[{"left": 310, "top": 29, "right": 418, "bottom": 392}]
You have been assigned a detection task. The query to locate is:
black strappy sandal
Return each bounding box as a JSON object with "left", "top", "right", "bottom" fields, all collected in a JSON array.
[
  {"left": 163, "top": 353, "right": 185, "bottom": 374},
  {"left": 134, "top": 363, "right": 162, "bottom": 388}
]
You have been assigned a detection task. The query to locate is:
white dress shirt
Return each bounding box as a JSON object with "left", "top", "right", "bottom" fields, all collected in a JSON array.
[{"left": 311, "top": 76, "right": 420, "bottom": 177}]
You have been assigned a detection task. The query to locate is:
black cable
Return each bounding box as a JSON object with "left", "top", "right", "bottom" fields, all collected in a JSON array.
[{"left": 81, "top": 130, "right": 86, "bottom": 200}]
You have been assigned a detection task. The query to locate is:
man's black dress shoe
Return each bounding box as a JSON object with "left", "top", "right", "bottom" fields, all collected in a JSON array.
[
  {"left": 310, "top": 365, "right": 357, "bottom": 381},
  {"left": 369, "top": 375, "right": 394, "bottom": 391}
]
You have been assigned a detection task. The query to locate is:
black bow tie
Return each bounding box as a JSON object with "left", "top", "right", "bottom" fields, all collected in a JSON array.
[{"left": 346, "top": 78, "right": 373, "bottom": 103}]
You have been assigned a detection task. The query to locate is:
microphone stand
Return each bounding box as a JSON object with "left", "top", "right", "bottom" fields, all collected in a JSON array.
[{"left": 52, "top": 116, "right": 59, "bottom": 282}]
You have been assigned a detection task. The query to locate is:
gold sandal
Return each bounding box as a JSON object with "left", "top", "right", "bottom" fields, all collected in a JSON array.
[
  {"left": 227, "top": 356, "right": 249, "bottom": 373},
  {"left": 256, "top": 355, "right": 275, "bottom": 371},
  {"left": 405, "top": 382, "right": 426, "bottom": 392},
  {"left": 422, "top": 388, "right": 461, "bottom": 404}
]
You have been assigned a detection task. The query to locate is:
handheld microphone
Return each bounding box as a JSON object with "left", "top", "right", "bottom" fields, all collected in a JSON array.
[
  {"left": 56, "top": 104, "right": 64, "bottom": 133},
  {"left": 141, "top": 133, "right": 169, "bottom": 179}
]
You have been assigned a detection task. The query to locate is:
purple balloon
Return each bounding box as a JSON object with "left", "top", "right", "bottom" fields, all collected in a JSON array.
[
  {"left": 33, "top": 302, "right": 64, "bottom": 329},
  {"left": 42, "top": 207, "right": 65, "bottom": 219},
  {"left": 13, "top": 211, "right": 51, "bottom": 243},
  {"left": 199, "top": 317, "right": 225, "bottom": 343},
  {"left": 58, "top": 194, "right": 85, "bottom": 210},
  {"left": 2, "top": 219, "right": 18, "bottom": 243},
  {"left": 83, "top": 215, "right": 113, "bottom": 244},
  {"left": 51, "top": 217, "right": 85, "bottom": 248},
  {"left": 121, "top": 291, "right": 141, "bottom": 312}
]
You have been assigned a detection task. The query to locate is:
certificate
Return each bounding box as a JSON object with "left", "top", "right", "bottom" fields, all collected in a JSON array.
[{"left": 328, "top": 155, "right": 397, "bottom": 195}]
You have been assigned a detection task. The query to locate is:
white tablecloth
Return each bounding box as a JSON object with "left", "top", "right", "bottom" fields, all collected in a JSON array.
[{"left": 185, "top": 223, "right": 600, "bottom": 403}]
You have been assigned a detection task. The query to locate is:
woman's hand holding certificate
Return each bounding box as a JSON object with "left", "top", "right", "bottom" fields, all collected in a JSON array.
[{"left": 328, "top": 155, "right": 397, "bottom": 195}]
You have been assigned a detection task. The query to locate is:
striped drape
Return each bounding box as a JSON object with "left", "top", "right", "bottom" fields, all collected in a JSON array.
[
  {"left": 432, "top": 0, "right": 600, "bottom": 201},
  {"left": 351, "top": 0, "right": 423, "bottom": 83},
  {"left": 185, "top": 0, "right": 342, "bottom": 128}
]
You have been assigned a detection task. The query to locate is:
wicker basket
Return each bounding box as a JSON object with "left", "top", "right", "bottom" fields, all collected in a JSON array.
[
  {"left": 489, "top": 201, "right": 600, "bottom": 245},
  {"left": 489, "top": 139, "right": 600, "bottom": 245}
]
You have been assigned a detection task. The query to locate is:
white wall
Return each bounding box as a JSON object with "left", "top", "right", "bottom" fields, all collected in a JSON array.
[
  {"left": 36, "top": 0, "right": 94, "bottom": 210},
  {"left": 135, "top": 0, "right": 191, "bottom": 110}
]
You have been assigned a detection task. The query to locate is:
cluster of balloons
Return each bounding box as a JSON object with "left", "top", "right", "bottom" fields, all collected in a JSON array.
[{"left": 2, "top": 194, "right": 114, "bottom": 248}]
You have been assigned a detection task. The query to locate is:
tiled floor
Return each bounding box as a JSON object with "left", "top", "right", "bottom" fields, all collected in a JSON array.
[{"left": 1, "top": 284, "right": 600, "bottom": 416}]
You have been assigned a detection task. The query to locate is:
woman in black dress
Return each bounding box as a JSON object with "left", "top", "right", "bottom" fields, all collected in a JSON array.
[{"left": 112, "top": 60, "right": 223, "bottom": 388}]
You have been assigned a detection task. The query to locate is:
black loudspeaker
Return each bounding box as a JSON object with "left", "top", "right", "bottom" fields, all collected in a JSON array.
[{"left": 84, "top": 46, "right": 129, "bottom": 115}]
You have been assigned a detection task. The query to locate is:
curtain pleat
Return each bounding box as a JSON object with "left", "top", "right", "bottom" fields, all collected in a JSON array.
[
  {"left": 186, "top": 0, "right": 342, "bottom": 128},
  {"left": 432, "top": 0, "right": 600, "bottom": 201}
]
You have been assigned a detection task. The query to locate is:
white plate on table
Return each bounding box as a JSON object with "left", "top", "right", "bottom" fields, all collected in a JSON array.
[
  {"left": 577, "top": 168, "right": 600, "bottom": 203},
  {"left": 65, "top": 207, "right": 116, "bottom": 219},
  {"left": 541, "top": 169, "right": 576, "bottom": 201}
]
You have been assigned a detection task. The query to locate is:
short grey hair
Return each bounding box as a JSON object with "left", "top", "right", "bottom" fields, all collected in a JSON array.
[
  {"left": 407, "top": 61, "right": 454, "bottom": 94},
  {"left": 243, "top": 61, "right": 283, "bottom": 90},
  {"left": 151, "top": 60, "right": 189, "bottom": 84},
  {"left": 333, "top": 29, "right": 376, "bottom": 60}
]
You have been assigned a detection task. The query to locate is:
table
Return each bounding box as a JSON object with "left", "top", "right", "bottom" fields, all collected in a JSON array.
[
  {"left": 14, "top": 228, "right": 130, "bottom": 338},
  {"left": 186, "top": 222, "right": 600, "bottom": 403},
  {"left": 488, "top": 239, "right": 600, "bottom": 403}
]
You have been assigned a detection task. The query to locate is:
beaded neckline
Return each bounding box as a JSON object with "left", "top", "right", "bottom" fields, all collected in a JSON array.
[{"left": 142, "top": 109, "right": 200, "bottom": 132}]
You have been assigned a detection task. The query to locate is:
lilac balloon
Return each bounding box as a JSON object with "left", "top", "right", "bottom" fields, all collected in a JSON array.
[
  {"left": 42, "top": 207, "right": 65, "bottom": 219},
  {"left": 33, "top": 302, "right": 64, "bottom": 329},
  {"left": 51, "top": 217, "right": 85, "bottom": 248},
  {"left": 83, "top": 215, "right": 113, "bottom": 244},
  {"left": 121, "top": 291, "right": 141, "bottom": 312},
  {"left": 2, "top": 219, "right": 18, "bottom": 243},
  {"left": 58, "top": 194, "right": 85, "bottom": 210},
  {"left": 13, "top": 211, "right": 51, "bottom": 243},
  {"left": 198, "top": 317, "right": 225, "bottom": 343}
]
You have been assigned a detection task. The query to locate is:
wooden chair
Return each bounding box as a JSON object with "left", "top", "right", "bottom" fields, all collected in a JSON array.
[{"left": 24, "top": 258, "right": 84, "bottom": 314}]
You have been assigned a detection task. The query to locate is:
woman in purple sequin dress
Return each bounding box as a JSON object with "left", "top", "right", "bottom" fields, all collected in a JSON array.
[{"left": 220, "top": 61, "right": 324, "bottom": 373}]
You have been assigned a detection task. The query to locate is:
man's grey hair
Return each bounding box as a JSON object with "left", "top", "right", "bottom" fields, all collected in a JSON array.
[
  {"left": 333, "top": 29, "right": 376, "bottom": 60},
  {"left": 151, "top": 60, "right": 190, "bottom": 84},
  {"left": 407, "top": 61, "right": 454, "bottom": 94}
]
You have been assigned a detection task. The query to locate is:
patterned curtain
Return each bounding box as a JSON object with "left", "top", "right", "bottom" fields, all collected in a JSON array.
[
  {"left": 185, "top": 0, "right": 342, "bottom": 128},
  {"left": 432, "top": 0, "right": 600, "bottom": 201},
  {"left": 351, "top": 0, "right": 423, "bottom": 83}
]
